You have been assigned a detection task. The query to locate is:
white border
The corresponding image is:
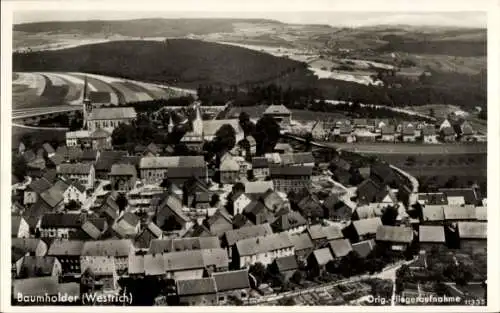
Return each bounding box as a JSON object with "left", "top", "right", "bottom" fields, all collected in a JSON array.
[{"left": 1, "top": 0, "right": 499, "bottom": 312}]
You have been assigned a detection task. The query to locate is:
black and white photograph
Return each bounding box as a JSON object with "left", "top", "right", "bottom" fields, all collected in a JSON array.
[{"left": 1, "top": 0, "right": 498, "bottom": 311}]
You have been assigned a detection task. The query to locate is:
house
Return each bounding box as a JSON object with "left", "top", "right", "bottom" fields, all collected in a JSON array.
[
  {"left": 182, "top": 176, "right": 211, "bottom": 208},
  {"left": 347, "top": 217, "right": 383, "bottom": 242},
  {"left": 307, "top": 224, "right": 344, "bottom": 247},
  {"left": 203, "top": 210, "right": 233, "bottom": 237},
  {"left": 135, "top": 222, "right": 163, "bottom": 250},
  {"left": 417, "top": 193, "right": 448, "bottom": 206},
  {"left": 242, "top": 200, "right": 275, "bottom": 225},
  {"left": 47, "top": 240, "right": 84, "bottom": 276},
  {"left": 94, "top": 150, "right": 128, "bottom": 179},
  {"left": 61, "top": 179, "right": 87, "bottom": 204},
  {"left": 77, "top": 149, "right": 100, "bottom": 164},
  {"left": 274, "top": 143, "right": 294, "bottom": 154},
  {"left": 440, "top": 126, "right": 456, "bottom": 142},
  {"left": 212, "top": 269, "right": 251, "bottom": 304},
  {"left": 475, "top": 206, "right": 487, "bottom": 221},
  {"left": 228, "top": 191, "right": 253, "bottom": 216},
  {"left": 370, "top": 162, "right": 395, "bottom": 186},
  {"left": 87, "top": 107, "right": 137, "bottom": 133},
  {"left": 356, "top": 179, "right": 382, "bottom": 205},
  {"left": 290, "top": 232, "right": 315, "bottom": 263},
  {"left": 80, "top": 256, "right": 119, "bottom": 293},
  {"left": 328, "top": 239, "right": 353, "bottom": 259},
  {"left": 322, "top": 193, "right": 354, "bottom": 222},
  {"left": 148, "top": 237, "right": 221, "bottom": 254},
  {"left": 39, "top": 213, "right": 86, "bottom": 239},
  {"left": 443, "top": 205, "right": 476, "bottom": 222},
  {"left": 223, "top": 223, "right": 273, "bottom": 259},
  {"left": 139, "top": 156, "right": 206, "bottom": 185},
  {"left": 263, "top": 104, "right": 292, "bottom": 125},
  {"left": 459, "top": 121, "right": 475, "bottom": 142},
  {"left": 153, "top": 191, "right": 191, "bottom": 233},
  {"left": 271, "top": 210, "right": 307, "bottom": 234},
  {"left": 176, "top": 277, "right": 218, "bottom": 306},
  {"left": 439, "top": 188, "right": 482, "bottom": 206},
  {"left": 244, "top": 181, "right": 274, "bottom": 195},
  {"left": 89, "top": 128, "right": 112, "bottom": 150},
  {"left": 66, "top": 130, "right": 91, "bottom": 147},
  {"left": 238, "top": 136, "right": 257, "bottom": 156},
  {"left": 233, "top": 232, "right": 294, "bottom": 268},
  {"left": 12, "top": 238, "right": 48, "bottom": 257},
  {"left": 337, "top": 124, "right": 355, "bottom": 143},
  {"left": 81, "top": 239, "right": 135, "bottom": 274},
  {"left": 311, "top": 120, "right": 329, "bottom": 140},
  {"left": 158, "top": 250, "right": 205, "bottom": 279},
  {"left": 80, "top": 217, "right": 108, "bottom": 240},
  {"left": 252, "top": 157, "right": 270, "bottom": 179},
  {"left": 421, "top": 205, "right": 446, "bottom": 225},
  {"left": 219, "top": 153, "right": 241, "bottom": 184},
  {"left": 380, "top": 126, "right": 396, "bottom": 142},
  {"left": 42, "top": 143, "right": 56, "bottom": 158},
  {"left": 56, "top": 163, "right": 95, "bottom": 189},
  {"left": 307, "top": 248, "right": 334, "bottom": 276},
  {"left": 353, "top": 119, "right": 369, "bottom": 130},
  {"left": 272, "top": 255, "right": 299, "bottom": 281},
  {"left": 95, "top": 191, "right": 120, "bottom": 223},
  {"left": 12, "top": 216, "right": 30, "bottom": 238},
  {"left": 421, "top": 126, "right": 438, "bottom": 143},
  {"left": 23, "top": 177, "right": 52, "bottom": 205},
  {"left": 17, "top": 256, "right": 62, "bottom": 279},
  {"left": 375, "top": 225, "right": 414, "bottom": 251},
  {"left": 352, "top": 239, "right": 376, "bottom": 258},
  {"left": 418, "top": 225, "right": 446, "bottom": 252},
  {"left": 270, "top": 166, "right": 313, "bottom": 193},
  {"left": 261, "top": 189, "right": 290, "bottom": 213},
  {"left": 457, "top": 222, "right": 486, "bottom": 254},
  {"left": 111, "top": 212, "right": 141, "bottom": 238},
  {"left": 109, "top": 163, "right": 137, "bottom": 192},
  {"left": 400, "top": 123, "right": 417, "bottom": 142}
]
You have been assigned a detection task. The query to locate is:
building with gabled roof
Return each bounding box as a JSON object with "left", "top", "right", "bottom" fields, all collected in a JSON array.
[
  {"left": 87, "top": 107, "right": 137, "bottom": 133},
  {"left": 47, "top": 239, "right": 84, "bottom": 276},
  {"left": 352, "top": 239, "right": 376, "bottom": 258},
  {"left": 176, "top": 277, "right": 218, "bottom": 306},
  {"left": 290, "top": 232, "right": 314, "bottom": 262},
  {"left": 212, "top": 269, "right": 250, "bottom": 304},
  {"left": 81, "top": 239, "right": 135, "bottom": 273},
  {"left": 418, "top": 225, "right": 446, "bottom": 252},
  {"left": 328, "top": 238, "right": 353, "bottom": 259},
  {"left": 17, "top": 256, "right": 62, "bottom": 279},
  {"left": 39, "top": 213, "right": 86, "bottom": 239},
  {"left": 263, "top": 104, "right": 292, "bottom": 125},
  {"left": 307, "top": 248, "right": 334, "bottom": 276},
  {"left": 12, "top": 215, "right": 30, "bottom": 238},
  {"left": 233, "top": 232, "right": 294, "bottom": 268},
  {"left": 376, "top": 225, "right": 414, "bottom": 251},
  {"left": 56, "top": 163, "right": 95, "bottom": 189},
  {"left": 457, "top": 222, "right": 486, "bottom": 254}
]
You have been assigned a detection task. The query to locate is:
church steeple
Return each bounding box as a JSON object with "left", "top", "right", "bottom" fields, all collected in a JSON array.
[
  {"left": 82, "top": 75, "right": 93, "bottom": 130},
  {"left": 192, "top": 101, "right": 203, "bottom": 136},
  {"left": 168, "top": 113, "right": 174, "bottom": 133}
]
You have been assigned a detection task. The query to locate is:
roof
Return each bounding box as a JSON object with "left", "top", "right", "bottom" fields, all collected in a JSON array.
[
  {"left": 280, "top": 152, "right": 315, "bottom": 166},
  {"left": 439, "top": 188, "right": 480, "bottom": 205},
  {"left": 443, "top": 205, "right": 476, "bottom": 220},
  {"left": 422, "top": 205, "right": 446, "bottom": 222},
  {"left": 441, "top": 126, "right": 456, "bottom": 136},
  {"left": 422, "top": 126, "right": 436, "bottom": 136},
  {"left": 419, "top": 225, "right": 445, "bottom": 243},
  {"left": 290, "top": 233, "right": 314, "bottom": 251},
  {"left": 57, "top": 163, "right": 92, "bottom": 175},
  {"left": 245, "top": 181, "right": 274, "bottom": 194},
  {"left": 212, "top": 269, "right": 250, "bottom": 291},
  {"left": 65, "top": 130, "right": 90, "bottom": 139},
  {"left": 328, "top": 239, "right": 353, "bottom": 258},
  {"left": 177, "top": 277, "right": 217, "bottom": 296},
  {"left": 42, "top": 143, "right": 55, "bottom": 154},
  {"left": 27, "top": 177, "right": 52, "bottom": 193},
  {"left": 144, "top": 254, "right": 165, "bottom": 276},
  {"left": 274, "top": 143, "right": 293, "bottom": 152},
  {"left": 475, "top": 206, "right": 487, "bottom": 221},
  {"left": 352, "top": 239, "right": 376, "bottom": 258},
  {"left": 457, "top": 222, "right": 486, "bottom": 239},
  {"left": 224, "top": 223, "right": 273, "bottom": 246},
  {"left": 80, "top": 256, "right": 116, "bottom": 275},
  {"left": 201, "top": 248, "right": 229, "bottom": 269},
  {"left": 252, "top": 157, "right": 269, "bottom": 168},
  {"left": 88, "top": 106, "right": 137, "bottom": 120},
  {"left": 264, "top": 104, "right": 291, "bottom": 115},
  {"left": 90, "top": 128, "right": 111, "bottom": 139},
  {"left": 220, "top": 154, "right": 240, "bottom": 171},
  {"left": 272, "top": 210, "right": 307, "bottom": 231},
  {"left": 79, "top": 149, "right": 98, "bottom": 161},
  {"left": 353, "top": 217, "right": 383, "bottom": 236},
  {"left": 12, "top": 238, "right": 46, "bottom": 255},
  {"left": 203, "top": 119, "right": 243, "bottom": 137},
  {"left": 418, "top": 193, "right": 448, "bottom": 205},
  {"left": 164, "top": 250, "right": 205, "bottom": 271},
  {"left": 148, "top": 237, "right": 220, "bottom": 254},
  {"left": 139, "top": 156, "right": 205, "bottom": 169},
  {"left": 40, "top": 213, "right": 84, "bottom": 229},
  {"left": 381, "top": 125, "right": 395, "bottom": 135},
  {"left": 13, "top": 277, "right": 59, "bottom": 297},
  {"left": 311, "top": 248, "right": 334, "bottom": 266},
  {"left": 128, "top": 255, "right": 145, "bottom": 275},
  {"left": 81, "top": 221, "right": 102, "bottom": 240},
  {"left": 12, "top": 216, "right": 26, "bottom": 237},
  {"left": 376, "top": 226, "right": 413, "bottom": 243},
  {"left": 356, "top": 179, "right": 382, "bottom": 203},
  {"left": 95, "top": 151, "right": 128, "bottom": 171},
  {"left": 47, "top": 239, "right": 84, "bottom": 256},
  {"left": 81, "top": 239, "right": 133, "bottom": 257},
  {"left": 308, "top": 224, "right": 343, "bottom": 241},
  {"left": 274, "top": 255, "right": 298, "bottom": 272},
  {"left": 146, "top": 222, "right": 163, "bottom": 238},
  {"left": 236, "top": 232, "right": 293, "bottom": 256},
  {"left": 401, "top": 124, "right": 416, "bottom": 136},
  {"left": 269, "top": 166, "right": 313, "bottom": 177},
  {"left": 20, "top": 256, "right": 58, "bottom": 277}
]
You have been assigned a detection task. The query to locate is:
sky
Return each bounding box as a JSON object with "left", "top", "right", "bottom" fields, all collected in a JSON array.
[{"left": 11, "top": 0, "right": 488, "bottom": 28}]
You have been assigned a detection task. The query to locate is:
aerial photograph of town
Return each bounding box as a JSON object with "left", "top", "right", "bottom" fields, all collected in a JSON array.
[{"left": 6, "top": 1, "right": 490, "bottom": 309}]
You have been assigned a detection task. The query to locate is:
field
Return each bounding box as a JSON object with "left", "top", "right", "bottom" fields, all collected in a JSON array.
[
  {"left": 329, "top": 142, "right": 487, "bottom": 155},
  {"left": 12, "top": 71, "right": 195, "bottom": 110},
  {"left": 227, "top": 105, "right": 347, "bottom": 121}
]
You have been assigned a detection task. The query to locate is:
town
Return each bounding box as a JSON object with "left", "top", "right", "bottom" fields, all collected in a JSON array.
[{"left": 10, "top": 77, "right": 487, "bottom": 306}]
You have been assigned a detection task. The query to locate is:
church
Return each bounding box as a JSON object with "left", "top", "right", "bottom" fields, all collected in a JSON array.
[
  {"left": 82, "top": 76, "right": 137, "bottom": 133},
  {"left": 181, "top": 101, "right": 244, "bottom": 151}
]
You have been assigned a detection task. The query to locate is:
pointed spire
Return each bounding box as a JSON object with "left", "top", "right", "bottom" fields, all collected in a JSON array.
[{"left": 83, "top": 75, "right": 89, "bottom": 101}]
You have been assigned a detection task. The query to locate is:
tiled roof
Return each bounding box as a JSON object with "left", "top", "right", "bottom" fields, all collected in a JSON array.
[
  {"left": 252, "top": 157, "right": 269, "bottom": 168},
  {"left": 42, "top": 143, "right": 55, "bottom": 154},
  {"left": 418, "top": 193, "right": 448, "bottom": 205},
  {"left": 88, "top": 107, "right": 136, "bottom": 120},
  {"left": 280, "top": 152, "right": 314, "bottom": 166},
  {"left": 11, "top": 216, "right": 26, "bottom": 237},
  {"left": 419, "top": 225, "right": 445, "bottom": 243},
  {"left": 381, "top": 125, "right": 395, "bottom": 135},
  {"left": 81, "top": 221, "right": 102, "bottom": 240},
  {"left": 12, "top": 238, "right": 46, "bottom": 255},
  {"left": 269, "top": 166, "right": 313, "bottom": 177},
  {"left": 163, "top": 250, "right": 205, "bottom": 271},
  {"left": 220, "top": 154, "right": 240, "bottom": 171},
  {"left": 236, "top": 232, "right": 293, "bottom": 256},
  {"left": 311, "top": 248, "right": 334, "bottom": 266},
  {"left": 290, "top": 233, "right": 314, "bottom": 251},
  {"left": 225, "top": 223, "right": 273, "bottom": 246},
  {"left": 457, "top": 222, "right": 486, "bottom": 239},
  {"left": 144, "top": 254, "right": 165, "bottom": 276},
  {"left": 40, "top": 213, "right": 85, "bottom": 229},
  {"left": 244, "top": 181, "right": 274, "bottom": 194},
  {"left": 128, "top": 255, "right": 145, "bottom": 275},
  {"left": 80, "top": 256, "right": 116, "bottom": 275},
  {"left": 441, "top": 126, "right": 455, "bottom": 136},
  {"left": 79, "top": 149, "right": 99, "bottom": 161},
  {"left": 421, "top": 126, "right": 436, "bottom": 136},
  {"left": 376, "top": 225, "right": 413, "bottom": 243},
  {"left": 274, "top": 255, "right": 298, "bottom": 272},
  {"left": 308, "top": 224, "right": 343, "bottom": 241},
  {"left": 139, "top": 156, "right": 205, "bottom": 169},
  {"left": 81, "top": 239, "right": 133, "bottom": 257},
  {"left": 95, "top": 151, "right": 128, "bottom": 171},
  {"left": 57, "top": 163, "right": 92, "bottom": 175},
  {"left": 439, "top": 188, "right": 480, "bottom": 206},
  {"left": 89, "top": 91, "right": 111, "bottom": 103},
  {"left": 176, "top": 277, "right": 217, "bottom": 296},
  {"left": 264, "top": 104, "right": 291, "bottom": 115},
  {"left": 203, "top": 119, "right": 243, "bottom": 137},
  {"left": 443, "top": 205, "right": 476, "bottom": 220},
  {"left": 47, "top": 239, "right": 84, "bottom": 256},
  {"left": 475, "top": 206, "right": 487, "bottom": 221},
  {"left": 20, "top": 256, "right": 58, "bottom": 277},
  {"left": 328, "top": 239, "right": 353, "bottom": 258},
  {"left": 201, "top": 248, "right": 229, "bottom": 269},
  {"left": 352, "top": 239, "right": 376, "bottom": 258},
  {"left": 212, "top": 269, "right": 250, "bottom": 291},
  {"left": 27, "top": 177, "right": 52, "bottom": 193},
  {"left": 422, "top": 205, "right": 446, "bottom": 222},
  {"left": 353, "top": 217, "right": 383, "bottom": 236},
  {"left": 148, "top": 237, "right": 220, "bottom": 254},
  {"left": 65, "top": 130, "right": 90, "bottom": 139}
]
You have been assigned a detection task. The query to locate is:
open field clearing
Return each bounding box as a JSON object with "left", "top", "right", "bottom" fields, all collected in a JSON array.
[
  {"left": 329, "top": 142, "right": 487, "bottom": 154},
  {"left": 12, "top": 71, "right": 195, "bottom": 110}
]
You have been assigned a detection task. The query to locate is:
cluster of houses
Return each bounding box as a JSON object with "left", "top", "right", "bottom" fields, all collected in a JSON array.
[
  {"left": 11, "top": 93, "right": 487, "bottom": 306},
  {"left": 310, "top": 117, "right": 485, "bottom": 144}
]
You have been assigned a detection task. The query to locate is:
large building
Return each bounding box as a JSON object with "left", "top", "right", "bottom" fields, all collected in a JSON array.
[
  {"left": 263, "top": 104, "right": 292, "bottom": 126},
  {"left": 139, "top": 156, "right": 207, "bottom": 185}
]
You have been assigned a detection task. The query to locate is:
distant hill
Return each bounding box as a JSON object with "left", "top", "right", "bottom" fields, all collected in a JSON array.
[
  {"left": 13, "top": 39, "right": 311, "bottom": 88},
  {"left": 14, "top": 18, "right": 283, "bottom": 37}
]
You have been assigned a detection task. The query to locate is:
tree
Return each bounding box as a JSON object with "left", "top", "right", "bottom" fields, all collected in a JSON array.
[
  {"left": 209, "top": 194, "right": 220, "bottom": 207},
  {"left": 381, "top": 205, "right": 399, "bottom": 226},
  {"left": 212, "top": 124, "right": 236, "bottom": 155},
  {"left": 429, "top": 108, "right": 435, "bottom": 118},
  {"left": 290, "top": 271, "right": 303, "bottom": 285},
  {"left": 239, "top": 111, "right": 256, "bottom": 136},
  {"left": 249, "top": 262, "right": 267, "bottom": 286},
  {"left": 65, "top": 200, "right": 79, "bottom": 211},
  {"left": 112, "top": 123, "right": 137, "bottom": 147},
  {"left": 12, "top": 154, "right": 27, "bottom": 180},
  {"left": 254, "top": 116, "right": 280, "bottom": 155},
  {"left": 80, "top": 267, "right": 96, "bottom": 295},
  {"left": 116, "top": 193, "right": 128, "bottom": 213}
]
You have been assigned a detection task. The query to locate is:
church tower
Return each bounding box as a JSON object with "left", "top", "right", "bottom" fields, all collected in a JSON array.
[
  {"left": 82, "top": 76, "right": 93, "bottom": 130},
  {"left": 192, "top": 101, "right": 203, "bottom": 137},
  {"left": 167, "top": 113, "right": 174, "bottom": 133}
]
